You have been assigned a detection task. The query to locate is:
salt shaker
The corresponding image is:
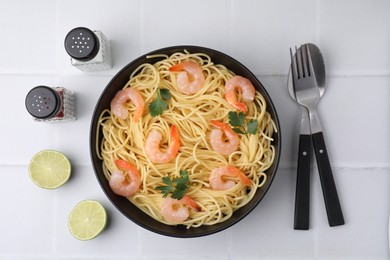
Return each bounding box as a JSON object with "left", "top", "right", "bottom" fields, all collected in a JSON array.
[
  {"left": 64, "top": 27, "right": 111, "bottom": 71},
  {"left": 25, "top": 86, "right": 76, "bottom": 122}
]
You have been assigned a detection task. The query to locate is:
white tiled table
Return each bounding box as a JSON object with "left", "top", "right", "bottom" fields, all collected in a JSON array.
[{"left": 1, "top": 0, "right": 389, "bottom": 259}]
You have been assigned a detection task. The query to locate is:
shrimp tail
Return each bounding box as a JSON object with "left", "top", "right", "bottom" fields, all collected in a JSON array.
[
  {"left": 115, "top": 159, "right": 136, "bottom": 171},
  {"left": 238, "top": 173, "right": 252, "bottom": 186},
  {"left": 169, "top": 125, "right": 181, "bottom": 153},
  {"left": 133, "top": 108, "right": 143, "bottom": 123},
  {"left": 210, "top": 120, "right": 229, "bottom": 130},
  {"left": 226, "top": 165, "right": 251, "bottom": 187},
  {"left": 233, "top": 102, "right": 248, "bottom": 113},
  {"left": 170, "top": 125, "right": 179, "bottom": 143},
  {"left": 182, "top": 195, "right": 201, "bottom": 212},
  {"left": 169, "top": 63, "right": 184, "bottom": 72}
]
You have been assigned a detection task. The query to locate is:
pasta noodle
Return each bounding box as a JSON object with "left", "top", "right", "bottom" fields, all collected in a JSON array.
[{"left": 96, "top": 51, "right": 277, "bottom": 228}]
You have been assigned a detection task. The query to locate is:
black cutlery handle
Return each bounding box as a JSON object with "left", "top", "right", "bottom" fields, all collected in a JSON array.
[
  {"left": 294, "top": 134, "right": 311, "bottom": 230},
  {"left": 312, "top": 132, "right": 344, "bottom": 227}
]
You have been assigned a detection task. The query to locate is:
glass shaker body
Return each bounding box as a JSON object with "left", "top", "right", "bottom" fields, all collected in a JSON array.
[
  {"left": 25, "top": 86, "right": 76, "bottom": 122},
  {"left": 64, "top": 27, "right": 111, "bottom": 72}
]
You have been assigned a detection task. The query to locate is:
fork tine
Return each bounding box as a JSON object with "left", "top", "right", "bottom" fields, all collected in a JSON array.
[
  {"left": 290, "top": 46, "right": 301, "bottom": 79},
  {"left": 296, "top": 46, "right": 302, "bottom": 79},
  {"left": 298, "top": 45, "right": 305, "bottom": 78},
  {"left": 290, "top": 48, "right": 297, "bottom": 80},
  {"left": 301, "top": 44, "right": 311, "bottom": 77},
  {"left": 305, "top": 44, "right": 314, "bottom": 78},
  {"left": 295, "top": 44, "right": 314, "bottom": 79},
  {"left": 291, "top": 44, "right": 315, "bottom": 81}
]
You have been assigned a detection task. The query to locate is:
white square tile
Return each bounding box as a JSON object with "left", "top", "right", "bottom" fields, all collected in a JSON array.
[
  {"left": 319, "top": 0, "right": 390, "bottom": 75},
  {"left": 142, "top": 0, "right": 231, "bottom": 54},
  {"left": 0, "top": 166, "right": 54, "bottom": 256},
  {"left": 139, "top": 227, "right": 229, "bottom": 258},
  {"left": 316, "top": 168, "right": 390, "bottom": 259},
  {"left": 231, "top": 0, "right": 317, "bottom": 75},
  {"left": 0, "top": 0, "right": 57, "bottom": 72}
]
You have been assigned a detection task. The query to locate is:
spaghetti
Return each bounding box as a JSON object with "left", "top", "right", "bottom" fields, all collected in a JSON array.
[{"left": 96, "top": 51, "right": 276, "bottom": 228}]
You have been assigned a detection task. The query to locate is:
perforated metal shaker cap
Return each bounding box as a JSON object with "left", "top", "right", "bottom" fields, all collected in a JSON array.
[
  {"left": 64, "top": 27, "right": 99, "bottom": 61},
  {"left": 25, "top": 86, "right": 61, "bottom": 119}
]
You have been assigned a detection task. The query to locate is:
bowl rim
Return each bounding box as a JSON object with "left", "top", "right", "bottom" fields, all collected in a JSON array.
[{"left": 89, "top": 45, "right": 281, "bottom": 237}]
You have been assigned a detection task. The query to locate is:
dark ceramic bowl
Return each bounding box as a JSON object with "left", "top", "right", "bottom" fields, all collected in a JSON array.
[{"left": 90, "top": 45, "right": 281, "bottom": 237}]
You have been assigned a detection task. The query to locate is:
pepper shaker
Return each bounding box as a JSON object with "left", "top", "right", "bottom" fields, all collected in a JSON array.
[
  {"left": 25, "top": 86, "right": 76, "bottom": 122},
  {"left": 64, "top": 27, "right": 111, "bottom": 71}
]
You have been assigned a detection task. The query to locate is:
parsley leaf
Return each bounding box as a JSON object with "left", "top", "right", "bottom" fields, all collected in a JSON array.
[
  {"left": 155, "top": 176, "right": 174, "bottom": 198},
  {"left": 149, "top": 99, "right": 164, "bottom": 117},
  {"left": 228, "top": 111, "right": 258, "bottom": 136},
  {"left": 172, "top": 188, "right": 186, "bottom": 200},
  {"left": 247, "top": 119, "right": 258, "bottom": 135},
  {"left": 155, "top": 170, "right": 190, "bottom": 200},
  {"left": 159, "top": 88, "right": 172, "bottom": 100},
  {"left": 162, "top": 176, "right": 172, "bottom": 185},
  {"left": 232, "top": 128, "right": 246, "bottom": 135},
  {"left": 228, "top": 111, "right": 245, "bottom": 127},
  {"left": 149, "top": 88, "right": 171, "bottom": 117}
]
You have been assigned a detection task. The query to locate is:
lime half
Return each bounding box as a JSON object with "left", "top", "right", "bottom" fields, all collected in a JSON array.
[
  {"left": 28, "top": 150, "right": 71, "bottom": 189},
  {"left": 68, "top": 200, "right": 107, "bottom": 240}
]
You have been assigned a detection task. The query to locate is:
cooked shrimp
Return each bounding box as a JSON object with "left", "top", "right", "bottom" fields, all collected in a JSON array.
[
  {"left": 160, "top": 195, "right": 201, "bottom": 224},
  {"left": 225, "top": 75, "right": 255, "bottom": 112},
  {"left": 145, "top": 125, "right": 180, "bottom": 163},
  {"left": 110, "top": 88, "right": 145, "bottom": 122},
  {"left": 209, "top": 165, "right": 251, "bottom": 190},
  {"left": 209, "top": 120, "right": 239, "bottom": 156},
  {"left": 109, "top": 159, "right": 141, "bottom": 197},
  {"left": 169, "top": 61, "right": 205, "bottom": 95}
]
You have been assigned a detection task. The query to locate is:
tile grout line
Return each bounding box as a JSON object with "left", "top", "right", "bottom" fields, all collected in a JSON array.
[
  {"left": 52, "top": 191, "right": 59, "bottom": 258},
  {"left": 256, "top": 72, "right": 390, "bottom": 77},
  {"left": 139, "top": 0, "right": 145, "bottom": 54},
  {"left": 0, "top": 70, "right": 116, "bottom": 76},
  {"left": 137, "top": 0, "right": 144, "bottom": 255},
  {"left": 315, "top": 0, "right": 321, "bottom": 45},
  {"left": 226, "top": 230, "right": 233, "bottom": 259},
  {"left": 52, "top": 1, "right": 60, "bottom": 257},
  {"left": 2, "top": 70, "right": 390, "bottom": 78},
  {"left": 54, "top": 0, "right": 61, "bottom": 84},
  {"left": 229, "top": 0, "right": 234, "bottom": 53},
  {"left": 2, "top": 164, "right": 390, "bottom": 171}
]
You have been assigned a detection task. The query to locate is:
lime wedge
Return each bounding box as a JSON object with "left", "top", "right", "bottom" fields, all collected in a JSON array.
[
  {"left": 68, "top": 200, "right": 107, "bottom": 240},
  {"left": 28, "top": 150, "right": 71, "bottom": 189}
]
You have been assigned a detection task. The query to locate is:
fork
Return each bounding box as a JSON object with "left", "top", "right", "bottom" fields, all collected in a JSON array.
[
  {"left": 289, "top": 49, "right": 312, "bottom": 230},
  {"left": 290, "top": 44, "right": 344, "bottom": 227}
]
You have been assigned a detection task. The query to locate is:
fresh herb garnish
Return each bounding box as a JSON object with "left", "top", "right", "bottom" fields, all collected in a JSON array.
[
  {"left": 155, "top": 170, "right": 189, "bottom": 200},
  {"left": 149, "top": 88, "right": 171, "bottom": 117},
  {"left": 228, "top": 111, "right": 258, "bottom": 135},
  {"left": 246, "top": 119, "right": 259, "bottom": 135}
]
